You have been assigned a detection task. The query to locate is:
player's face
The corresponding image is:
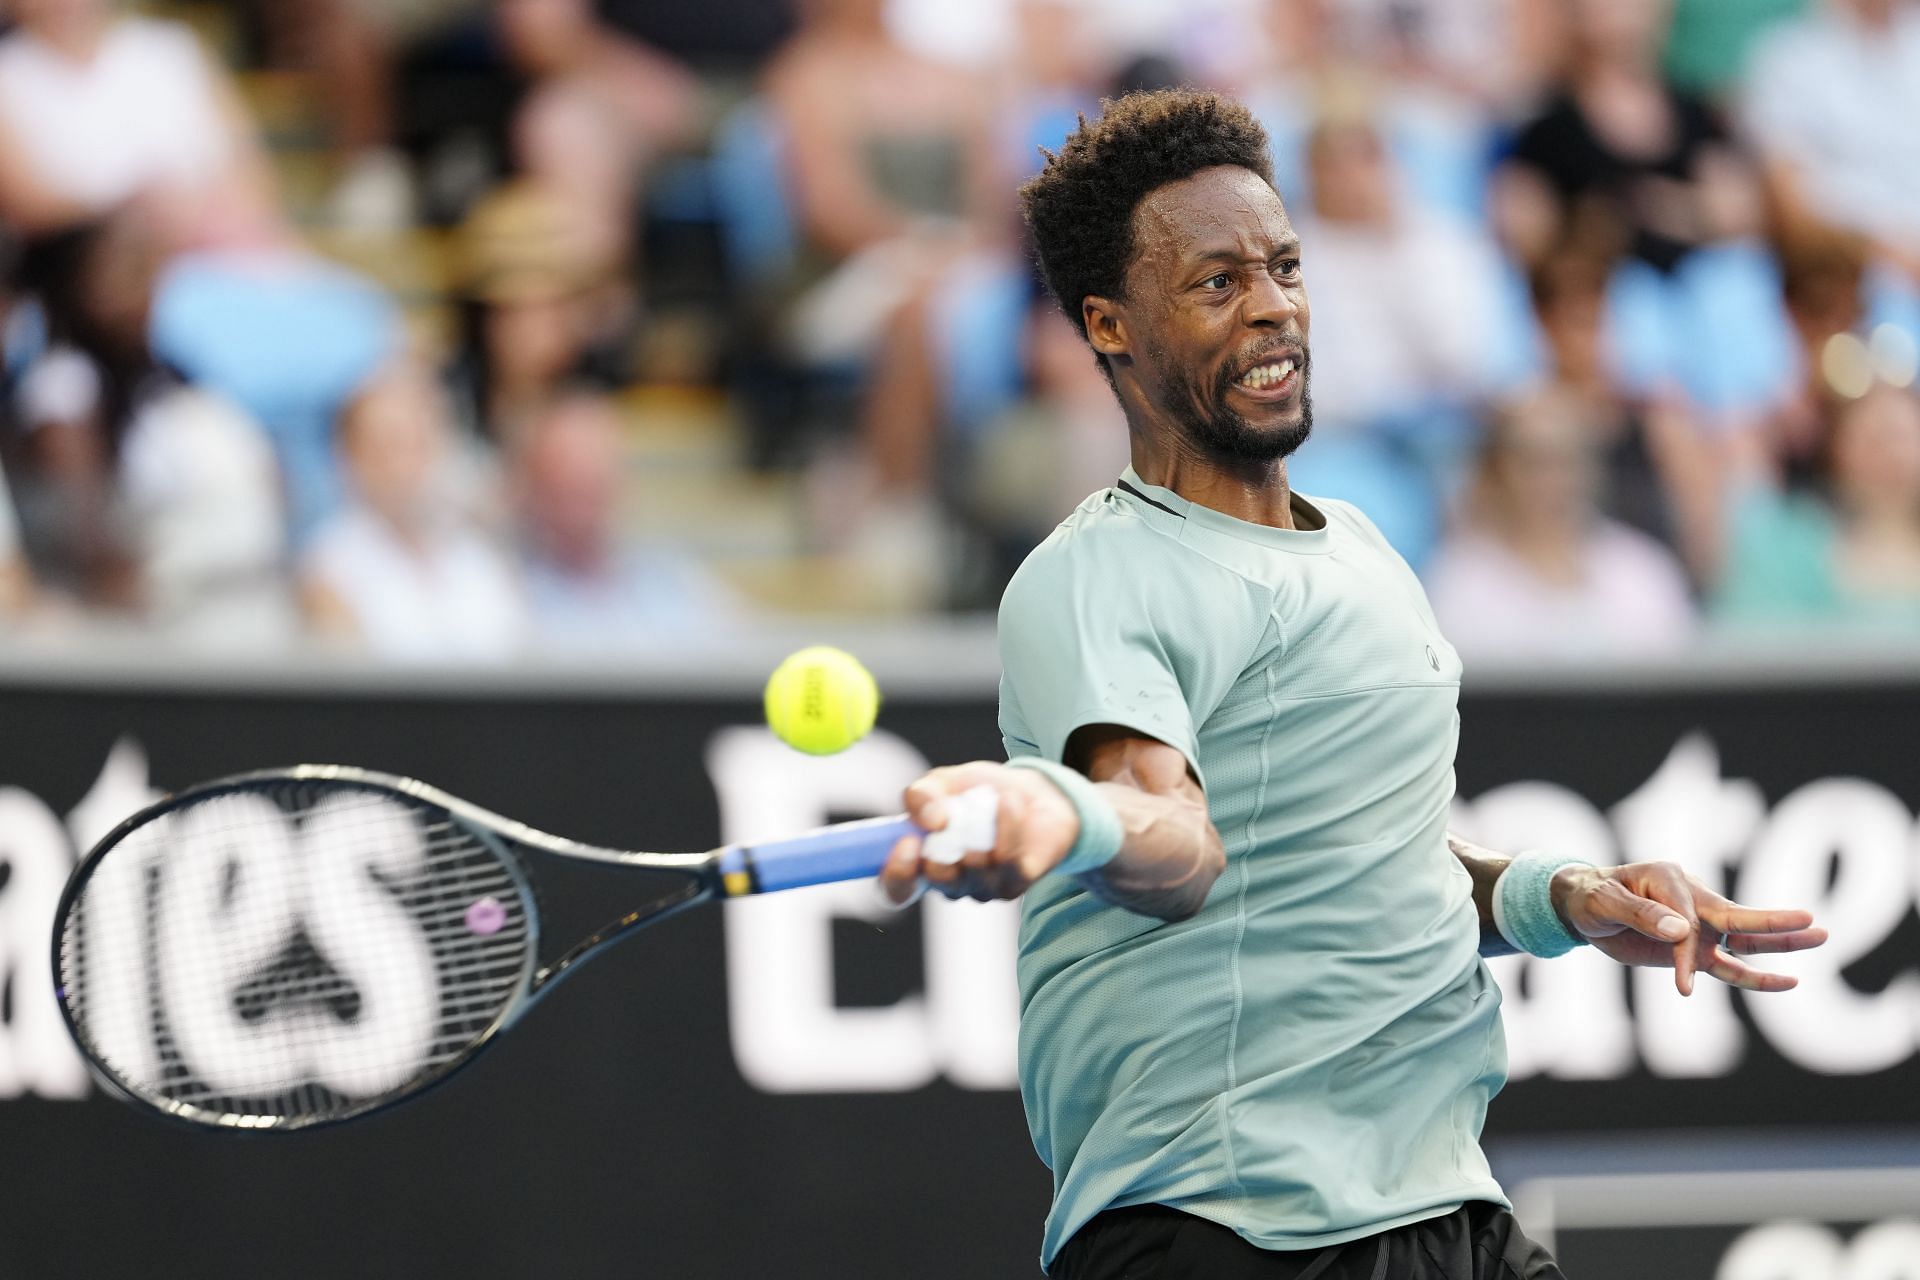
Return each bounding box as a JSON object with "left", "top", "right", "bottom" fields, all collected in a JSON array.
[{"left": 1122, "top": 166, "right": 1312, "bottom": 462}]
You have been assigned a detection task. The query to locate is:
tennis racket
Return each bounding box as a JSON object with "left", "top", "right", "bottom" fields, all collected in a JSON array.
[{"left": 51, "top": 763, "right": 998, "bottom": 1131}]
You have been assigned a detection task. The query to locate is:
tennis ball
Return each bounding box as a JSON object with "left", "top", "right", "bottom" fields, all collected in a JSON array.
[{"left": 764, "top": 646, "right": 880, "bottom": 755}]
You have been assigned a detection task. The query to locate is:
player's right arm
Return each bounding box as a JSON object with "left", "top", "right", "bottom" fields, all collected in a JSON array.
[{"left": 878, "top": 727, "right": 1226, "bottom": 921}]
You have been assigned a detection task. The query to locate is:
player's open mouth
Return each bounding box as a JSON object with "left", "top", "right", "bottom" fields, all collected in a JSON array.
[{"left": 1232, "top": 357, "right": 1300, "bottom": 401}]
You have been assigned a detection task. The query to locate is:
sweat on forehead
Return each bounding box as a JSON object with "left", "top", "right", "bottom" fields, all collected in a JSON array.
[{"left": 1130, "top": 168, "right": 1293, "bottom": 282}]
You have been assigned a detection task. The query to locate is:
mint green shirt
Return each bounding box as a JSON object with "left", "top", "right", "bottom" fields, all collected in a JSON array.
[{"left": 1000, "top": 468, "right": 1508, "bottom": 1269}]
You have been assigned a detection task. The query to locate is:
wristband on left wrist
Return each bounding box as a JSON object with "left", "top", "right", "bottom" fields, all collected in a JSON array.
[{"left": 1493, "top": 851, "right": 1593, "bottom": 958}]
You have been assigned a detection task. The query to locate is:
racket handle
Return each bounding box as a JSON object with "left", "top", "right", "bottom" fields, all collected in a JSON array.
[{"left": 721, "top": 786, "right": 1000, "bottom": 895}]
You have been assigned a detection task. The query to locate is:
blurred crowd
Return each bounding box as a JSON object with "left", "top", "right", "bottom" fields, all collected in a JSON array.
[{"left": 1, "top": 0, "right": 1918, "bottom": 663}]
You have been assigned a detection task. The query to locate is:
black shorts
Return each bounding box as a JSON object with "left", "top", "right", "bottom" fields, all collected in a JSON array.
[{"left": 1051, "top": 1201, "right": 1567, "bottom": 1280}]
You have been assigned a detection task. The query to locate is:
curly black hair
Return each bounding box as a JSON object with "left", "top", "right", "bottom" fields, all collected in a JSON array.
[{"left": 1019, "top": 89, "right": 1274, "bottom": 364}]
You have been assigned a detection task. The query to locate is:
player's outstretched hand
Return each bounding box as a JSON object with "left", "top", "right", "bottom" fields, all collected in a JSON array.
[
  {"left": 879, "top": 762, "right": 1080, "bottom": 905},
  {"left": 1550, "top": 862, "right": 1828, "bottom": 996}
]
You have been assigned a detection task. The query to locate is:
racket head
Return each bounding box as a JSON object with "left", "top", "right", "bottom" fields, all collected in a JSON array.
[{"left": 52, "top": 766, "right": 544, "bottom": 1131}]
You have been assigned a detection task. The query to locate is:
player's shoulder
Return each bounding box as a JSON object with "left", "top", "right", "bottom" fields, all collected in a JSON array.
[
  {"left": 1308, "top": 492, "right": 1395, "bottom": 549},
  {"left": 1006, "top": 488, "right": 1201, "bottom": 595},
  {"left": 1000, "top": 487, "right": 1272, "bottom": 627}
]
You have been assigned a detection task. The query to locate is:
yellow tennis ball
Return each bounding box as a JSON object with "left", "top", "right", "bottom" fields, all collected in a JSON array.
[{"left": 764, "top": 646, "right": 880, "bottom": 755}]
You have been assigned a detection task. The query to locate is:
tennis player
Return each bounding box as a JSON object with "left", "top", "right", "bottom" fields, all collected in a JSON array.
[{"left": 877, "top": 89, "right": 1827, "bottom": 1280}]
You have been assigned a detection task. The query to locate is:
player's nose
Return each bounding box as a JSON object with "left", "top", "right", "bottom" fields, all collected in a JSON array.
[{"left": 1242, "top": 270, "right": 1297, "bottom": 327}]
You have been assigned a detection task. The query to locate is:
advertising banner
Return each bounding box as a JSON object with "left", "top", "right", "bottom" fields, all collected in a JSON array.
[{"left": 0, "top": 672, "right": 1914, "bottom": 1278}]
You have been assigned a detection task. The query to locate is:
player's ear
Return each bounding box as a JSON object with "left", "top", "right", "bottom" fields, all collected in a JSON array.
[{"left": 1083, "top": 296, "right": 1129, "bottom": 362}]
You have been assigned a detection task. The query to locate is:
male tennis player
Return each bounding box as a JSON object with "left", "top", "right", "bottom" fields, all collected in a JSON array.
[{"left": 877, "top": 89, "right": 1827, "bottom": 1280}]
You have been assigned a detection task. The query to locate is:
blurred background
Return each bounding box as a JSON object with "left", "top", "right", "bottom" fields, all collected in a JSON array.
[
  {"left": 1, "top": 1, "right": 1919, "bottom": 1277},
  {"left": 0, "top": 0, "right": 1917, "bottom": 648}
]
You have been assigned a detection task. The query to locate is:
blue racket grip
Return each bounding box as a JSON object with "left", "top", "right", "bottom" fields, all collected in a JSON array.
[
  {"left": 715, "top": 786, "right": 1001, "bottom": 895},
  {"left": 719, "top": 814, "right": 916, "bottom": 895}
]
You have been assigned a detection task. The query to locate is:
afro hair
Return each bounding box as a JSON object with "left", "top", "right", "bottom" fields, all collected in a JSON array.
[{"left": 1019, "top": 89, "right": 1274, "bottom": 362}]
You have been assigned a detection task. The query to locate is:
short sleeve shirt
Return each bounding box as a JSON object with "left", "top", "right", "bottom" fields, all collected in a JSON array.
[{"left": 999, "top": 469, "right": 1508, "bottom": 1269}]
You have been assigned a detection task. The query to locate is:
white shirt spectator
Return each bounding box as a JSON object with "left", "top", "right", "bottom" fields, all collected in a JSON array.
[
  {"left": 0, "top": 17, "right": 233, "bottom": 213},
  {"left": 119, "top": 384, "right": 299, "bottom": 650},
  {"left": 303, "top": 507, "right": 525, "bottom": 662},
  {"left": 1296, "top": 213, "right": 1503, "bottom": 429},
  {"left": 1742, "top": 5, "right": 1920, "bottom": 246},
  {"left": 522, "top": 545, "right": 740, "bottom": 654},
  {"left": 1425, "top": 521, "right": 1697, "bottom": 661}
]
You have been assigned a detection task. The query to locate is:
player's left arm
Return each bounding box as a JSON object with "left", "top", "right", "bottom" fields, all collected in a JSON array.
[{"left": 1448, "top": 833, "right": 1827, "bottom": 994}]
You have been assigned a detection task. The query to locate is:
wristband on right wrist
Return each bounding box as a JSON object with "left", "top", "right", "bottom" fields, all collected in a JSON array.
[
  {"left": 1003, "top": 756, "right": 1123, "bottom": 877},
  {"left": 1492, "top": 851, "right": 1593, "bottom": 958}
]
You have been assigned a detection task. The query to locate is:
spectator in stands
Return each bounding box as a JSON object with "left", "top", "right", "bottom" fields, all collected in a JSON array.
[
  {"left": 1272, "top": 0, "right": 1558, "bottom": 110},
  {"left": 5, "top": 340, "right": 132, "bottom": 609},
  {"left": 451, "top": 180, "right": 623, "bottom": 447},
  {"left": 1242, "top": 0, "right": 1532, "bottom": 226},
  {"left": 514, "top": 392, "right": 741, "bottom": 652},
  {"left": 1425, "top": 391, "right": 1698, "bottom": 659},
  {"left": 1524, "top": 243, "right": 1719, "bottom": 579},
  {"left": 500, "top": 0, "right": 700, "bottom": 265},
  {"left": 7, "top": 210, "right": 295, "bottom": 643},
  {"left": 1716, "top": 383, "right": 1920, "bottom": 627},
  {"left": 301, "top": 363, "right": 526, "bottom": 661},
  {"left": 1495, "top": 0, "right": 1756, "bottom": 274},
  {"left": 1278, "top": 88, "right": 1505, "bottom": 568},
  {"left": 0, "top": 0, "right": 282, "bottom": 241},
  {"left": 1767, "top": 226, "right": 1877, "bottom": 489},
  {"left": 763, "top": 0, "right": 1001, "bottom": 367},
  {"left": 247, "top": 0, "right": 485, "bottom": 230},
  {"left": 1295, "top": 91, "right": 1502, "bottom": 435},
  {"left": 965, "top": 302, "right": 1130, "bottom": 591},
  {"left": 1741, "top": 0, "right": 1920, "bottom": 283},
  {"left": 764, "top": 0, "right": 1021, "bottom": 604},
  {"left": 145, "top": 210, "right": 401, "bottom": 546},
  {"left": 0, "top": 453, "right": 36, "bottom": 618},
  {"left": 1493, "top": 0, "right": 1788, "bottom": 424}
]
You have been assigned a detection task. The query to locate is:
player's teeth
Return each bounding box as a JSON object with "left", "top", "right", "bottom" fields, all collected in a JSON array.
[{"left": 1240, "top": 361, "right": 1294, "bottom": 388}]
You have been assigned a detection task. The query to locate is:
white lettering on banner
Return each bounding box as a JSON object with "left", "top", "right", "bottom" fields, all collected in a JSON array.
[
  {"left": 0, "top": 736, "right": 443, "bottom": 1102},
  {"left": 296, "top": 793, "right": 439, "bottom": 1097},
  {"left": 148, "top": 791, "right": 441, "bottom": 1099},
  {"left": 0, "top": 737, "right": 158, "bottom": 1099},
  {"left": 707, "top": 727, "right": 1021, "bottom": 1093},
  {"left": 716, "top": 731, "right": 1920, "bottom": 1093},
  {"left": 1739, "top": 780, "right": 1920, "bottom": 1074},
  {"left": 1718, "top": 1219, "right": 1920, "bottom": 1280},
  {"left": 0, "top": 786, "right": 89, "bottom": 1099}
]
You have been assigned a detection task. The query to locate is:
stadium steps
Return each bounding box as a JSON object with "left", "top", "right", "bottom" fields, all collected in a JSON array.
[{"left": 615, "top": 389, "right": 908, "bottom": 614}]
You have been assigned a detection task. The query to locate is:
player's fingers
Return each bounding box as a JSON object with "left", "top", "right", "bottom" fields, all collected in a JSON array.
[
  {"left": 1590, "top": 877, "right": 1694, "bottom": 944},
  {"left": 878, "top": 835, "right": 924, "bottom": 905},
  {"left": 1634, "top": 865, "right": 1702, "bottom": 995},
  {"left": 1703, "top": 949, "right": 1799, "bottom": 993},
  {"left": 1698, "top": 900, "right": 1818, "bottom": 936},
  {"left": 970, "top": 786, "right": 1028, "bottom": 874},
  {"left": 1725, "top": 927, "right": 1828, "bottom": 955},
  {"left": 920, "top": 847, "right": 966, "bottom": 892},
  {"left": 976, "top": 861, "right": 1028, "bottom": 902}
]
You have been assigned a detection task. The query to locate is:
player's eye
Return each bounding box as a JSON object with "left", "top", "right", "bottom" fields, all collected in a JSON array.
[
  {"left": 1275, "top": 258, "right": 1302, "bottom": 280},
  {"left": 1201, "top": 272, "right": 1233, "bottom": 290}
]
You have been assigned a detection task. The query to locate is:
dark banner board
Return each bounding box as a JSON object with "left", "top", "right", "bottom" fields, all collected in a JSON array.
[{"left": 1, "top": 673, "right": 1916, "bottom": 1278}]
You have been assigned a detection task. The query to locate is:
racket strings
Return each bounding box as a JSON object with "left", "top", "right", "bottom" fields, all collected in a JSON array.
[{"left": 59, "top": 785, "right": 534, "bottom": 1127}]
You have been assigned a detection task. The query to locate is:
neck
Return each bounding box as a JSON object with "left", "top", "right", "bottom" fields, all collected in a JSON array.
[{"left": 1128, "top": 427, "right": 1297, "bottom": 530}]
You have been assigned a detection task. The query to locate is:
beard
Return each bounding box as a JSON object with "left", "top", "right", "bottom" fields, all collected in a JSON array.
[{"left": 1158, "top": 346, "right": 1314, "bottom": 462}]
